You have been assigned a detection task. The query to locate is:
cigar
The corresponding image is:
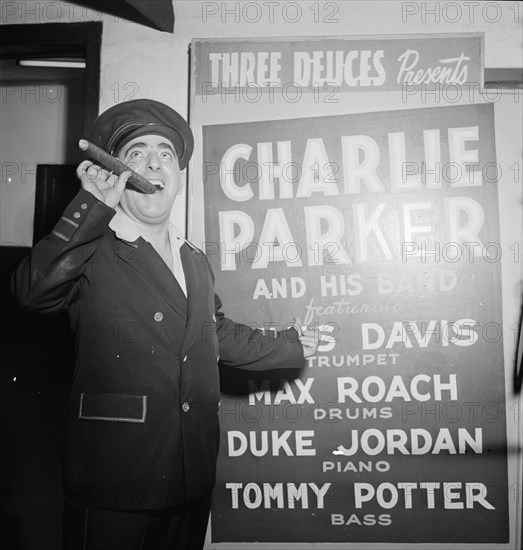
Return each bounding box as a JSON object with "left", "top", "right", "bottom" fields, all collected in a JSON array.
[{"left": 78, "top": 139, "right": 156, "bottom": 194}]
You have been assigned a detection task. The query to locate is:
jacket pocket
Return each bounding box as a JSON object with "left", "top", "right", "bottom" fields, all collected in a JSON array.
[{"left": 78, "top": 393, "right": 147, "bottom": 423}]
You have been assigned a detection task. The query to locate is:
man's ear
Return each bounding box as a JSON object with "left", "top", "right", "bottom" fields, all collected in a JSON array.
[{"left": 177, "top": 171, "right": 186, "bottom": 196}]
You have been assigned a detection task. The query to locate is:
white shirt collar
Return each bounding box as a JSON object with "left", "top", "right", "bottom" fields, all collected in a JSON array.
[{"left": 109, "top": 206, "right": 184, "bottom": 251}]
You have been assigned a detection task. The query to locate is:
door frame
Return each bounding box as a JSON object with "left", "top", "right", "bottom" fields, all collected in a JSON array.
[
  {"left": 0, "top": 21, "right": 102, "bottom": 130},
  {"left": 1, "top": 21, "right": 102, "bottom": 246}
]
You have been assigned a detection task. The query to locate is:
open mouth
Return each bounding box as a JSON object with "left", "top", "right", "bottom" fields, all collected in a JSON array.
[{"left": 149, "top": 179, "right": 165, "bottom": 191}]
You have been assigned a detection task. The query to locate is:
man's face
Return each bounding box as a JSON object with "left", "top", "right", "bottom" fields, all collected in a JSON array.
[{"left": 116, "top": 134, "right": 183, "bottom": 226}]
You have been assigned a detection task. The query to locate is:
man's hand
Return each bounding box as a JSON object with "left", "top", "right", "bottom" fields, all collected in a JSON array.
[
  {"left": 293, "top": 317, "right": 320, "bottom": 359},
  {"left": 76, "top": 160, "right": 131, "bottom": 209}
]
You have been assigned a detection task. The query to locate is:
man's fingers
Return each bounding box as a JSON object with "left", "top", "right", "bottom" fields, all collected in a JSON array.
[
  {"left": 98, "top": 168, "right": 112, "bottom": 181},
  {"left": 292, "top": 316, "right": 304, "bottom": 337},
  {"left": 114, "top": 171, "right": 132, "bottom": 194},
  {"left": 299, "top": 336, "right": 319, "bottom": 347},
  {"left": 80, "top": 162, "right": 104, "bottom": 185},
  {"left": 84, "top": 163, "right": 105, "bottom": 183},
  {"left": 76, "top": 160, "right": 93, "bottom": 180},
  {"left": 302, "top": 327, "right": 320, "bottom": 340}
]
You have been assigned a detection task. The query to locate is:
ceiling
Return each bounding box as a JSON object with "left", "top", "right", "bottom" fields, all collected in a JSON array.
[{"left": 69, "top": 0, "right": 174, "bottom": 33}]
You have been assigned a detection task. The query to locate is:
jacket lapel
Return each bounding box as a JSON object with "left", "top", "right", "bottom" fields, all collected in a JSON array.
[
  {"left": 180, "top": 243, "right": 210, "bottom": 357},
  {"left": 113, "top": 238, "right": 188, "bottom": 321}
]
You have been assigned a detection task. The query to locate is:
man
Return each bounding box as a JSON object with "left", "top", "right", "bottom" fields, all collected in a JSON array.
[{"left": 11, "top": 99, "right": 318, "bottom": 550}]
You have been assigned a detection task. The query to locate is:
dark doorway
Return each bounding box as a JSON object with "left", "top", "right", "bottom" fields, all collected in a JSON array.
[
  {"left": 1, "top": 22, "right": 101, "bottom": 550},
  {"left": 34, "top": 165, "right": 81, "bottom": 244}
]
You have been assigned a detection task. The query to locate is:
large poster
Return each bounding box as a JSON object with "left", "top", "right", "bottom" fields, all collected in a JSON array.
[
  {"left": 202, "top": 103, "right": 507, "bottom": 543},
  {"left": 190, "top": 36, "right": 509, "bottom": 545}
]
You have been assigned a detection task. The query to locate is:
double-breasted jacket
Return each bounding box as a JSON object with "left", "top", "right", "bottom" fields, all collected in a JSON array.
[{"left": 12, "top": 189, "right": 304, "bottom": 509}]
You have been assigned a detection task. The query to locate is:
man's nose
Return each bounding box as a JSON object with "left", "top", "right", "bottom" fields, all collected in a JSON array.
[{"left": 146, "top": 152, "right": 161, "bottom": 171}]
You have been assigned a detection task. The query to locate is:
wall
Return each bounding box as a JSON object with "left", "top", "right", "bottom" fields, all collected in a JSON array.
[{"left": 0, "top": 61, "right": 84, "bottom": 245}]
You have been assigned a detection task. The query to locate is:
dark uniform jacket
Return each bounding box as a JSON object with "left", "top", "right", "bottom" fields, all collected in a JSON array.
[{"left": 12, "top": 189, "right": 304, "bottom": 510}]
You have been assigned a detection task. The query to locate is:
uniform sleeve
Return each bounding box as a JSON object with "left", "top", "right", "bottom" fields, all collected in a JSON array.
[
  {"left": 214, "top": 290, "right": 305, "bottom": 372},
  {"left": 11, "top": 189, "right": 115, "bottom": 314}
]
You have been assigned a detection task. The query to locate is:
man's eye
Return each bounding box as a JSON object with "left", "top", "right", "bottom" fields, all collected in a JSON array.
[
  {"left": 160, "top": 151, "right": 173, "bottom": 159},
  {"left": 129, "top": 150, "right": 142, "bottom": 158}
]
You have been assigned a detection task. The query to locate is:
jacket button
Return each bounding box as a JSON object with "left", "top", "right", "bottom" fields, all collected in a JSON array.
[
  {"left": 80, "top": 203, "right": 87, "bottom": 209},
  {"left": 73, "top": 212, "right": 81, "bottom": 219},
  {"left": 154, "top": 312, "right": 163, "bottom": 322},
  {"left": 182, "top": 402, "right": 190, "bottom": 412}
]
